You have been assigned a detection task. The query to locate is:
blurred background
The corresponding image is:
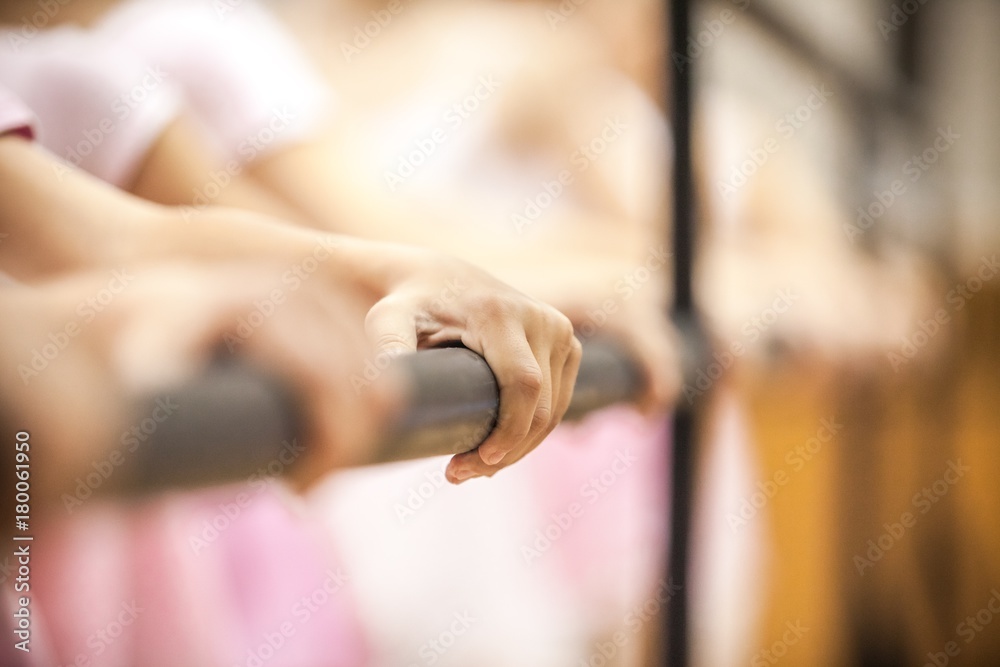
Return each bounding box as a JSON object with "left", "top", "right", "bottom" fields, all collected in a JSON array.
[
  {"left": 5, "top": 0, "right": 998, "bottom": 665},
  {"left": 261, "top": 0, "right": 1000, "bottom": 664}
]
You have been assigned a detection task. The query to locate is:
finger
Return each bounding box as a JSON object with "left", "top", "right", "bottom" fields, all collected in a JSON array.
[
  {"left": 472, "top": 328, "right": 544, "bottom": 466},
  {"left": 523, "top": 317, "right": 579, "bottom": 445},
  {"left": 446, "top": 449, "right": 498, "bottom": 484},
  {"left": 260, "top": 292, "right": 401, "bottom": 485},
  {"left": 552, "top": 334, "right": 582, "bottom": 425},
  {"left": 446, "top": 439, "right": 535, "bottom": 482},
  {"left": 451, "top": 335, "right": 579, "bottom": 482},
  {"left": 503, "top": 340, "right": 552, "bottom": 461},
  {"left": 465, "top": 310, "right": 579, "bottom": 475},
  {"left": 364, "top": 296, "right": 419, "bottom": 357}
]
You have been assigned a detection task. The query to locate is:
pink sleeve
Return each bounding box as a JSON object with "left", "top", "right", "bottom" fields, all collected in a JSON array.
[
  {"left": 95, "top": 0, "right": 334, "bottom": 165},
  {"left": 0, "top": 85, "right": 35, "bottom": 140},
  {"left": 0, "top": 26, "right": 182, "bottom": 188}
]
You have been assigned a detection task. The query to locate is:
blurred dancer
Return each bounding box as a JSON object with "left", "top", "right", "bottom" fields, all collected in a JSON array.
[
  {"left": 90, "top": 1, "right": 679, "bottom": 664},
  {"left": 0, "top": 5, "right": 582, "bottom": 661}
]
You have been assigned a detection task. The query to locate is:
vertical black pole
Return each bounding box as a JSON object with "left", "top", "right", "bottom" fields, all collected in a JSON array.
[
  {"left": 666, "top": 0, "right": 698, "bottom": 665},
  {"left": 670, "top": 2, "right": 694, "bottom": 316}
]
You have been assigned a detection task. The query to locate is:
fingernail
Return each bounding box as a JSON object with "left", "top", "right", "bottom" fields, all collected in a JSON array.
[
  {"left": 482, "top": 449, "right": 506, "bottom": 466},
  {"left": 452, "top": 468, "right": 476, "bottom": 482}
]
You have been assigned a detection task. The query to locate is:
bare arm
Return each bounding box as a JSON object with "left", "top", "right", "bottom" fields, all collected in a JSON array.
[{"left": 0, "top": 134, "right": 581, "bottom": 481}]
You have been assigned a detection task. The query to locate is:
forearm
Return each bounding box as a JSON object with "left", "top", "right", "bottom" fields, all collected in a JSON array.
[
  {"left": 0, "top": 137, "right": 157, "bottom": 280},
  {"left": 0, "top": 135, "right": 424, "bottom": 306},
  {"left": 110, "top": 117, "right": 662, "bottom": 306},
  {"left": 156, "top": 205, "right": 426, "bottom": 306},
  {"left": 247, "top": 139, "right": 658, "bottom": 279}
]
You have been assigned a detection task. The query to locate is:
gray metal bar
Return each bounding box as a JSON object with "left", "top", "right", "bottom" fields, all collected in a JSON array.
[
  {"left": 115, "top": 361, "right": 303, "bottom": 494},
  {"left": 373, "top": 347, "right": 500, "bottom": 465},
  {"left": 379, "top": 338, "right": 644, "bottom": 464},
  {"left": 118, "top": 339, "right": 644, "bottom": 493}
]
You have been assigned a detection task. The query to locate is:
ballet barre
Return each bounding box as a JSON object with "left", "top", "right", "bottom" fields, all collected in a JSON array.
[{"left": 116, "top": 338, "right": 644, "bottom": 493}]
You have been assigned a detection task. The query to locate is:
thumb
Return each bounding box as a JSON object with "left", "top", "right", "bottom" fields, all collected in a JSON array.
[{"left": 365, "top": 297, "right": 419, "bottom": 357}]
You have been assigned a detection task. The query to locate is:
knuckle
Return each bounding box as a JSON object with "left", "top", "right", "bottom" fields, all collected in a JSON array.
[
  {"left": 373, "top": 331, "right": 411, "bottom": 352},
  {"left": 478, "top": 292, "right": 520, "bottom": 319},
  {"left": 554, "top": 310, "right": 575, "bottom": 337},
  {"left": 465, "top": 294, "right": 517, "bottom": 332},
  {"left": 549, "top": 333, "right": 581, "bottom": 363},
  {"left": 530, "top": 404, "right": 553, "bottom": 432},
  {"left": 547, "top": 309, "right": 578, "bottom": 346},
  {"left": 512, "top": 363, "right": 544, "bottom": 394},
  {"left": 559, "top": 332, "right": 583, "bottom": 360},
  {"left": 364, "top": 296, "right": 401, "bottom": 328}
]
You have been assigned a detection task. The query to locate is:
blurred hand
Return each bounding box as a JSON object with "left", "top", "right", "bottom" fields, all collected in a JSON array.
[
  {"left": 563, "top": 298, "right": 682, "bottom": 415},
  {"left": 362, "top": 248, "right": 582, "bottom": 483},
  {"left": 0, "top": 263, "right": 399, "bottom": 503}
]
